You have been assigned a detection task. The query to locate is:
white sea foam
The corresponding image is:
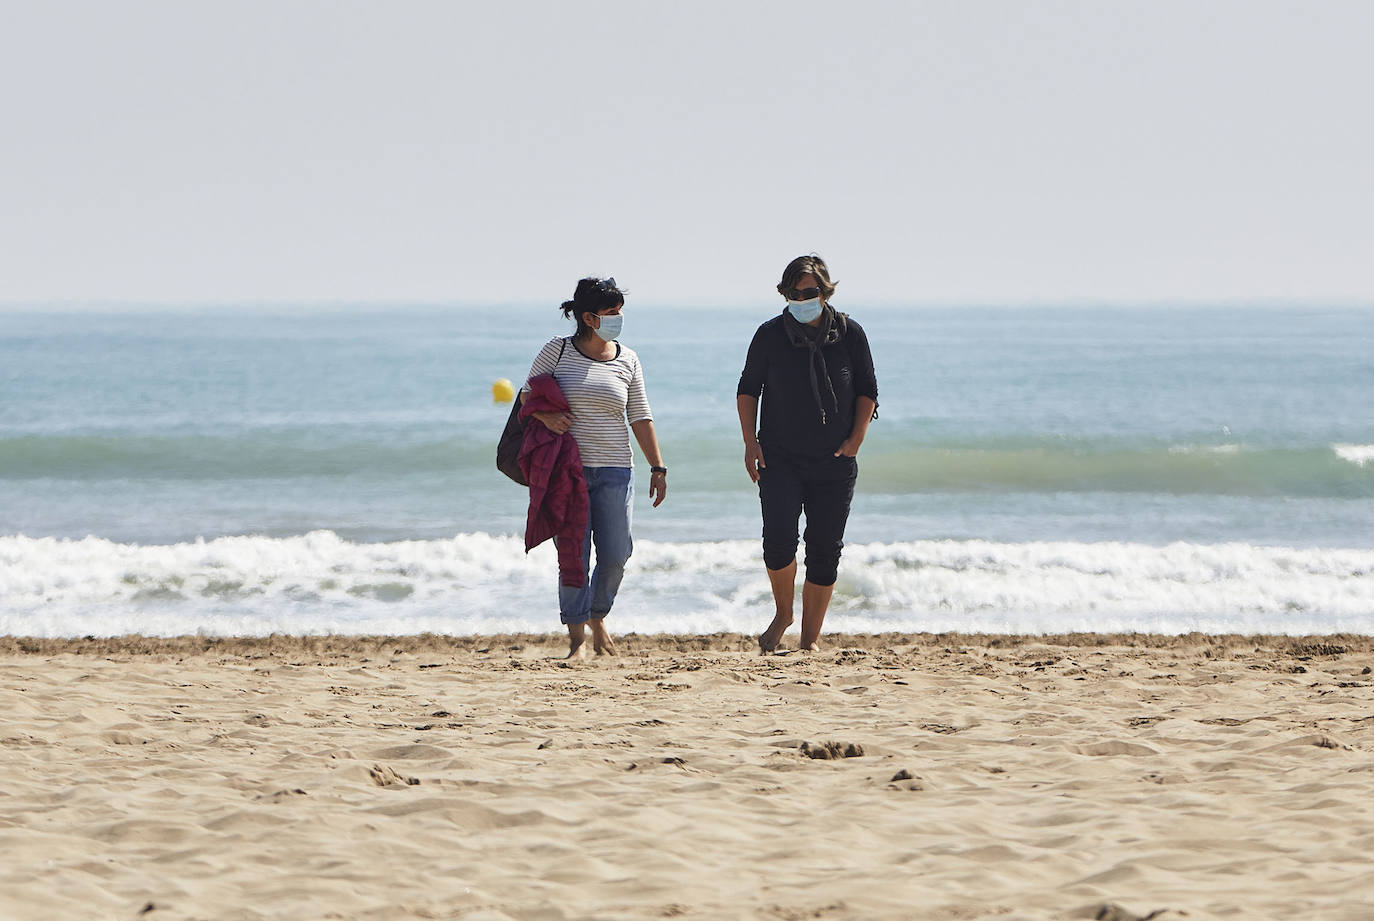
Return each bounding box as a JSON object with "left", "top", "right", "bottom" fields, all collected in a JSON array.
[
  {"left": 1333, "top": 444, "right": 1374, "bottom": 468},
  {"left": 3, "top": 532, "right": 1372, "bottom": 638},
  {"left": 1167, "top": 443, "right": 1242, "bottom": 455}
]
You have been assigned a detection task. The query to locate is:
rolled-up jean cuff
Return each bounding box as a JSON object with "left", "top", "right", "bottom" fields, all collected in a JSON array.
[{"left": 561, "top": 611, "right": 592, "bottom": 626}]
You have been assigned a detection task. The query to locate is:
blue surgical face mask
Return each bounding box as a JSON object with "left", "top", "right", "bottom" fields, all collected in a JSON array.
[
  {"left": 786, "top": 297, "right": 823, "bottom": 324},
  {"left": 594, "top": 313, "right": 623, "bottom": 341}
]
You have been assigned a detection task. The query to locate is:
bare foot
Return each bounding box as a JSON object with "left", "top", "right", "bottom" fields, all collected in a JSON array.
[
  {"left": 799, "top": 641, "right": 821, "bottom": 653},
  {"left": 566, "top": 623, "right": 588, "bottom": 660},
  {"left": 589, "top": 619, "right": 617, "bottom": 656},
  {"left": 758, "top": 615, "right": 793, "bottom": 655}
]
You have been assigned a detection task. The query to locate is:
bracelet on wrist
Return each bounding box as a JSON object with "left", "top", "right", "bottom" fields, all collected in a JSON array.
[{"left": 650, "top": 466, "right": 668, "bottom": 475}]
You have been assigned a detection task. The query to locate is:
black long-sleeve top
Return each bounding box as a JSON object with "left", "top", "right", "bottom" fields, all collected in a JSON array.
[{"left": 737, "top": 312, "right": 879, "bottom": 458}]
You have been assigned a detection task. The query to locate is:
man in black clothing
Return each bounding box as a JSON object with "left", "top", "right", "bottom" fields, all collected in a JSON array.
[{"left": 736, "top": 254, "right": 879, "bottom": 653}]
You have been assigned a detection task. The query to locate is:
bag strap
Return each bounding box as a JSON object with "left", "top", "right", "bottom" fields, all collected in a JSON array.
[{"left": 521, "top": 338, "right": 569, "bottom": 400}]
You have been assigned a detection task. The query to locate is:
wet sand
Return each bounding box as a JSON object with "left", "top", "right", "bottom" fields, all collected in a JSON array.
[{"left": 2, "top": 632, "right": 1373, "bottom": 920}]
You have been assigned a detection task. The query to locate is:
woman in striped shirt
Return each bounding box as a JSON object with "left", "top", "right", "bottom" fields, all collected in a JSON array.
[{"left": 523, "top": 277, "right": 668, "bottom": 659}]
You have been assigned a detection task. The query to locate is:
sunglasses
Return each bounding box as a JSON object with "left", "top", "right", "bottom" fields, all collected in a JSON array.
[
  {"left": 785, "top": 286, "right": 822, "bottom": 301},
  {"left": 594, "top": 277, "right": 618, "bottom": 293}
]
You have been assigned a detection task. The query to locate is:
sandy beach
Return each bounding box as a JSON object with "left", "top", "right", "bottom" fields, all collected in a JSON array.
[{"left": 2, "top": 632, "right": 1373, "bottom": 921}]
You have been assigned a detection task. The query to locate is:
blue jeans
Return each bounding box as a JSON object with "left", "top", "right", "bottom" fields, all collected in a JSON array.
[{"left": 555, "top": 466, "right": 634, "bottom": 625}]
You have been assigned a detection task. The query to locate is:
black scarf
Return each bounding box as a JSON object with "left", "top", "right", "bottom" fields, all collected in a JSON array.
[{"left": 781, "top": 305, "right": 847, "bottom": 425}]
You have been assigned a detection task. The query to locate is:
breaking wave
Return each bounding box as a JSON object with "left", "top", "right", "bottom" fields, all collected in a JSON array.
[{"left": 3, "top": 531, "right": 1371, "bottom": 638}]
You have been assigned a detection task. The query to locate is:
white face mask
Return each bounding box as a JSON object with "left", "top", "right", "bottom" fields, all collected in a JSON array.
[
  {"left": 594, "top": 313, "right": 623, "bottom": 341},
  {"left": 786, "top": 297, "right": 823, "bottom": 324}
]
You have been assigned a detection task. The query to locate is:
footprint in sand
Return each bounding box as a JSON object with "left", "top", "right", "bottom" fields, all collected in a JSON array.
[
  {"left": 1126, "top": 716, "right": 1166, "bottom": 728},
  {"left": 920, "top": 722, "right": 961, "bottom": 734}
]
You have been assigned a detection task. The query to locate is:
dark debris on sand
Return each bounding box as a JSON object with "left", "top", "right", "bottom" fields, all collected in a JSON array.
[{"left": 800, "top": 741, "right": 864, "bottom": 760}]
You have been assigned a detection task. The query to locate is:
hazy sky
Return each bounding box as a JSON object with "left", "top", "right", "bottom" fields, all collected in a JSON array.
[{"left": 3, "top": 1, "right": 1371, "bottom": 306}]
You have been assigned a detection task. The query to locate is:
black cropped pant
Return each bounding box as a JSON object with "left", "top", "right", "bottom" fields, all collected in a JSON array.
[{"left": 757, "top": 450, "right": 857, "bottom": 587}]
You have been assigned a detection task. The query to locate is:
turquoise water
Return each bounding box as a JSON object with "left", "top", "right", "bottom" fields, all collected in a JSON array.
[
  {"left": 2, "top": 304, "right": 1372, "bottom": 636},
  {"left": 4, "top": 304, "right": 1370, "bottom": 543}
]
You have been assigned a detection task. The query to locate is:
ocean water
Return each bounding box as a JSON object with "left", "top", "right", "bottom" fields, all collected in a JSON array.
[{"left": 2, "top": 304, "right": 1371, "bottom": 637}]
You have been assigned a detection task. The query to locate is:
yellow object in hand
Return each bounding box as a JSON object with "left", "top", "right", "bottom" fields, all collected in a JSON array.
[{"left": 491, "top": 378, "right": 516, "bottom": 403}]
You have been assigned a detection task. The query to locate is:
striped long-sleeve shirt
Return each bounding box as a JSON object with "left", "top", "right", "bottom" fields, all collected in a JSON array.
[{"left": 524, "top": 337, "right": 653, "bottom": 468}]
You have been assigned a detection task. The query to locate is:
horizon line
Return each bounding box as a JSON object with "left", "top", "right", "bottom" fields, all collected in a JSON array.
[{"left": 4, "top": 296, "right": 1374, "bottom": 312}]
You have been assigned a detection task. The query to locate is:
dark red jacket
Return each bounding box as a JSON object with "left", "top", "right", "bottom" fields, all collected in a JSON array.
[{"left": 518, "top": 374, "right": 589, "bottom": 587}]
